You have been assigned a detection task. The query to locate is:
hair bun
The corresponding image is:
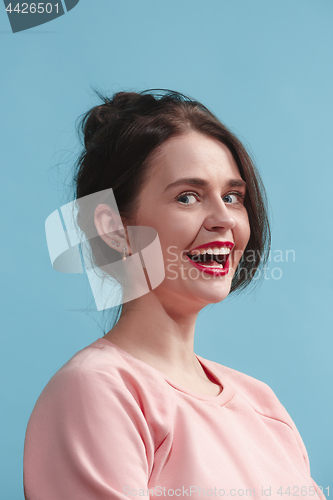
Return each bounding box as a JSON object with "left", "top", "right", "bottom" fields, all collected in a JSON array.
[
  {"left": 81, "top": 90, "right": 190, "bottom": 149},
  {"left": 110, "top": 92, "right": 140, "bottom": 110},
  {"left": 82, "top": 104, "right": 111, "bottom": 148},
  {"left": 82, "top": 92, "right": 147, "bottom": 148}
]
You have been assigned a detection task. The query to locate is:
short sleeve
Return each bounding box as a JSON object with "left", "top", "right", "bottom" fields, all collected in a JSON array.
[{"left": 23, "top": 364, "right": 155, "bottom": 500}]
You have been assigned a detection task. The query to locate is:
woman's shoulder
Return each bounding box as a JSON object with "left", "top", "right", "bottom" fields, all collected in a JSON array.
[
  {"left": 45, "top": 337, "right": 171, "bottom": 403},
  {"left": 28, "top": 337, "right": 173, "bottom": 446}
]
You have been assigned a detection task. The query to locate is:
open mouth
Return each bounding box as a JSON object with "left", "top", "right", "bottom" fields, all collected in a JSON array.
[{"left": 186, "top": 248, "right": 230, "bottom": 269}]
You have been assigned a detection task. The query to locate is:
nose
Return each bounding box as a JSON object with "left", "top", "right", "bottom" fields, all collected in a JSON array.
[{"left": 203, "top": 198, "right": 236, "bottom": 231}]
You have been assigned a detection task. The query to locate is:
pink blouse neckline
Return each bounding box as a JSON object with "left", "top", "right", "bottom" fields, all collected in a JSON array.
[{"left": 93, "top": 337, "right": 235, "bottom": 405}]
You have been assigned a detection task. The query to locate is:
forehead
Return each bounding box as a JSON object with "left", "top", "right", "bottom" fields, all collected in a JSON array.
[{"left": 148, "top": 132, "right": 242, "bottom": 187}]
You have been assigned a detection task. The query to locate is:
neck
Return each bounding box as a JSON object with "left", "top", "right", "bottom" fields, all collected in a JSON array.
[{"left": 104, "top": 290, "right": 202, "bottom": 378}]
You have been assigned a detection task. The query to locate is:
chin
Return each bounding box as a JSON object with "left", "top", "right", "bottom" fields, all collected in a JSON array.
[
  {"left": 189, "top": 280, "right": 232, "bottom": 306},
  {"left": 204, "top": 290, "right": 231, "bottom": 305}
]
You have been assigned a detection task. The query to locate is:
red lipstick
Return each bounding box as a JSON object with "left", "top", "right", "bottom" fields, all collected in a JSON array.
[{"left": 186, "top": 241, "right": 234, "bottom": 276}]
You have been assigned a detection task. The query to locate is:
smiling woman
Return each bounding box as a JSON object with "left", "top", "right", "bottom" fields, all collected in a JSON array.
[{"left": 23, "top": 90, "right": 325, "bottom": 500}]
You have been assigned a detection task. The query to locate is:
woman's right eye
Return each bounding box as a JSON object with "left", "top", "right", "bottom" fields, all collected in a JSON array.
[
  {"left": 176, "top": 192, "right": 199, "bottom": 205},
  {"left": 176, "top": 191, "right": 199, "bottom": 205}
]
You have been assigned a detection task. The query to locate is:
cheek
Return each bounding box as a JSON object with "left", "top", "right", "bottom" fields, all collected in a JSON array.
[
  {"left": 159, "top": 212, "right": 197, "bottom": 243},
  {"left": 243, "top": 218, "right": 251, "bottom": 247},
  {"left": 235, "top": 213, "right": 251, "bottom": 251},
  {"left": 149, "top": 219, "right": 184, "bottom": 260},
  {"left": 241, "top": 209, "right": 250, "bottom": 236}
]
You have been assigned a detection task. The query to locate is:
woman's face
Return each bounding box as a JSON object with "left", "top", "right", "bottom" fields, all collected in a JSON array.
[{"left": 133, "top": 132, "right": 251, "bottom": 312}]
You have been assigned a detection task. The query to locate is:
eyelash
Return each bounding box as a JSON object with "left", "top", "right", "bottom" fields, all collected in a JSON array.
[{"left": 176, "top": 190, "right": 246, "bottom": 204}]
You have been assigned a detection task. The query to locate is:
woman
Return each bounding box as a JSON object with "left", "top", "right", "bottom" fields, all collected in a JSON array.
[{"left": 23, "top": 90, "right": 325, "bottom": 499}]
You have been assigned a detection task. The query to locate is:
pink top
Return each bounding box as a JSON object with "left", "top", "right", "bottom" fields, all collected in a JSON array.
[{"left": 23, "top": 338, "right": 325, "bottom": 500}]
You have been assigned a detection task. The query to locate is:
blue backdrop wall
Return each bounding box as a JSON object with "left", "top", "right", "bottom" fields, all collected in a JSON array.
[{"left": 1, "top": 1, "right": 332, "bottom": 497}]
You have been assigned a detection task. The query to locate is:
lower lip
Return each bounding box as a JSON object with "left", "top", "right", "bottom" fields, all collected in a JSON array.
[{"left": 185, "top": 255, "right": 230, "bottom": 276}]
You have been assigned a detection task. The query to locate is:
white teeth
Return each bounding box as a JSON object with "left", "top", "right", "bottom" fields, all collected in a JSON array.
[
  {"left": 200, "top": 263, "right": 224, "bottom": 268},
  {"left": 188, "top": 246, "right": 231, "bottom": 256}
]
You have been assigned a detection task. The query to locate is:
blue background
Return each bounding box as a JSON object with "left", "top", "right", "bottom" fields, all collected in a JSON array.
[{"left": 1, "top": 0, "right": 332, "bottom": 497}]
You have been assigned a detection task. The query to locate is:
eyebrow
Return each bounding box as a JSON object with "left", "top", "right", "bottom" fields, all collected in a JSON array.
[{"left": 164, "top": 177, "right": 247, "bottom": 192}]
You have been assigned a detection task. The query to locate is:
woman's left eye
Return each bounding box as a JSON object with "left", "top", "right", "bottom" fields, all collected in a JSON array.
[
  {"left": 176, "top": 192, "right": 199, "bottom": 205},
  {"left": 223, "top": 192, "right": 245, "bottom": 204}
]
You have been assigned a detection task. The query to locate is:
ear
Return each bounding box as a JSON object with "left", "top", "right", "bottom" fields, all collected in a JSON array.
[{"left": 94, "top": 204, "right": 131, "bottom": 256}]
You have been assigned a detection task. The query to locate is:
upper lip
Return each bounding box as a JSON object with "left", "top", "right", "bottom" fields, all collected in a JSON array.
[{"left": 187, "top": 241, "right": 234, "bottom": 253}]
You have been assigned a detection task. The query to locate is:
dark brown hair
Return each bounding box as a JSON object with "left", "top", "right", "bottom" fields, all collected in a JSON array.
[{"left": 73, "top": 89, "right": 270, "bottom": 303}]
